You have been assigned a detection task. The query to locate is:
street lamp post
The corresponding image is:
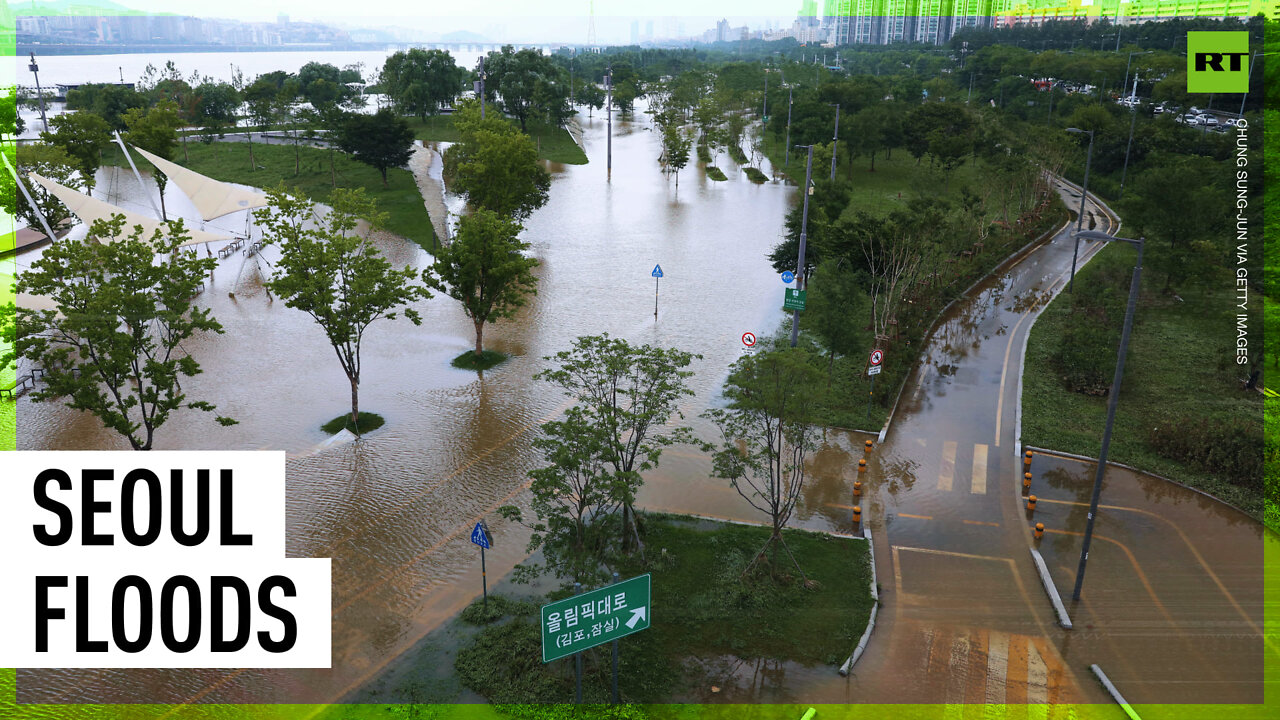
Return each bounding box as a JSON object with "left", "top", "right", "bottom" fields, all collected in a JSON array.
[
  {"left": 1239, "top": 51, "right": 1275, "bottom": 118},
  {"left": 1120, "top": 75, "right": 1140, "bottom": 199},
  {"left": 1121, "top": 50, "right": 1152, "bottom": 107},
  {"left": 829, "top": 103, "right": 840, "bottom": 181},
  {"left": 1065, "top": 127, "right": 1095, "bottom": 293},
  {"left": 789, "top": 145, "right": 815, "bottom": 348},
  {"left": 606, "top": 65, "right": 613, "bottom": 179},
  {"left": 28, "top": 52, "right": 49, "bottom": 133},
  {"left": 1070, "top": 230, "right": 1145, "bottom": 602},
  {"left": 785, "top": 86, "right": 793, "bottom": 168}
]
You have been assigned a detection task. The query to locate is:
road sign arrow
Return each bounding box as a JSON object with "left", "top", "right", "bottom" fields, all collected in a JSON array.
[{"left": 625, "top": 606, "right": 647, "bottom": 629}]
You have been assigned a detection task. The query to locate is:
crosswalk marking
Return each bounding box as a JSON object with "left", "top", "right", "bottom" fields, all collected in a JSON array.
[
  {"left": 986, "top": 630, "right": 1009, "bottom": 705},
  {"left": 1028, "top": 639, "right": 1050, "bottom": 706},
  {"left": 939, "top": 440, "right": 957, "bottom": 491},
  {"left": 972, "top": 443, "right": 989, "bottom": 495}
]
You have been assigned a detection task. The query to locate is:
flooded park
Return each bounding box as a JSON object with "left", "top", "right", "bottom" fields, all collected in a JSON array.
[{"left": 12, "top": 89, "right": 1270, "bottom": 714}]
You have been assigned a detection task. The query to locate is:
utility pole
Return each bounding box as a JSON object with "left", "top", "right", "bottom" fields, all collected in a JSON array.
[
  {"left": 1065, "top": 127, "right": 1095, "bottom": 293},
  {"left": 830, "top": 103, "right": 840, "bottom": 180},
  {"left": 763, "top": 73, "right": 767, "bottom": 121},
  {"left": 478, "top": 56, "right": 486, "bottom": 120},
  {"left": 789, "top": 145, "right": 814, "bottom": 348},
  {"left": 606, "top": 64, "right": 613, "bottom": 180},
  {"left": 29, "top": 52, "right": 49, "bottom": 133}
]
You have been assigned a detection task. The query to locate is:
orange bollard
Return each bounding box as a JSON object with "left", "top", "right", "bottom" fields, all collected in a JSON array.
[
  {"left": 853, "top": 480, "right": 863, "bottom": 498},
  {"left": 1027, "top": 495, "right": 1038, "bottom": 512},
  {"left": 858, "top": 458, "right": 867, "bottom": 474},
  {"left": 1023, "top": 450, "right": 1033, "bottom": 470},
  {"left": 1034, "top": 522, "right": 1045, "bottom": 540},
  {"left": 864, "top": 439, "right": 874, "bottom": 453},
  {"left": 852, "top": 505, "right": 862, "bottom": 527},
  {"left": 1023, "top": 472, "right": 1033, "bottom": 490}
]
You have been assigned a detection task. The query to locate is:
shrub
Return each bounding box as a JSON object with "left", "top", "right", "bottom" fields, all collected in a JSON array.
[{"left": 1148, "top": 415, "right": 1263, "bottom": 490}]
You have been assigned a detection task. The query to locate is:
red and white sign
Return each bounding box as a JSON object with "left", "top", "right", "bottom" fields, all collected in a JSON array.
[
  {"left": 869, "top": 349, "right": 884, "bottom": 366},
  {"left": 742, "top": 332, "right": 757, "bottom": 348}
]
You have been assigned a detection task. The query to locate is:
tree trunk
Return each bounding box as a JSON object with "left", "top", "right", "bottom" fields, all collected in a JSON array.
[
  {"left": 869, "top": 150, "right": 876, "bottom": 172},
  {"left": 474, "top": 320, "right": 484, "bottom": 357},
  {"left": 159, "top": 188, "right": 167, "bottom": 222},
  {"left": 330, "top": 147, "right": 337, "bottom": 188},
  {"left": 182, "top": 132, "right": 189, "bottom": 162},
  {"left": 380, "top": 167, "right": 389, "bottom": 188},
  {"left": 349, "top": 376, "right": 360, "bottom": 433},
  {"left": 294, "top": 134, "right": 300, "bottom": 175},
  {"left": 248, "top": 132, "right": 255, "bottom": 171}
]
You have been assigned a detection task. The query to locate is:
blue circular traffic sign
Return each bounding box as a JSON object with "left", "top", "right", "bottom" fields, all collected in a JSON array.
[{"left": 781, "top": 271, "right": 795, "bottom": 284}]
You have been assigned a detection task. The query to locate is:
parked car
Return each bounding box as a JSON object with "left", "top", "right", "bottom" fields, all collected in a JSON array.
[{"left": 1202, "top": 115, "right": 1219, "bottom": 126}]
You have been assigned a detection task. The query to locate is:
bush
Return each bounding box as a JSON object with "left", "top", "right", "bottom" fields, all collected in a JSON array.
[
  {"left": 743, "top": 167, "right": 768, "bottom": 183},
  {"left": 1051, "top": 265, "right": 1132, "bottom": 395},
  {"left": 1148, "top": 415, "right": 1263, "bottom": 490},
  {"left": 455, "top": 620, "right": 565, "bottom": 704},
  {"left": 459, "top": 594, "right": 535, "bottom": 625},
  {"left": 320, "top": 411, "right": 385, "bottom": 435}
]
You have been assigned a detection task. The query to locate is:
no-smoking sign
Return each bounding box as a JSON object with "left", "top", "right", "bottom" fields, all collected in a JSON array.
[{"left": 742, "top": 332, "right": 757, "bottom": 348}]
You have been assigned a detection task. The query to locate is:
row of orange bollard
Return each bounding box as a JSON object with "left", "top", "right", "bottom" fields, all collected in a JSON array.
[
  {"left": 1025, "top": 451, "right": 1046, "bottom": 541},
  {"left": 853, "top": 440, "right": 874, "bottom": 530}
]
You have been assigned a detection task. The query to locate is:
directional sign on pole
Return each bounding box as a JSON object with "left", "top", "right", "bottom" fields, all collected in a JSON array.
[
  {"left": 651, "top": 264, "right": 663, "bottom": 278},
  {"left": 470, "top": 522, "right": 492, "bottom": 549},
  {"left": 541, "top": 574, "right": 651, "bottom": 662},
  {"left": 781, "top": 270, "right": 795, "bottom": 284},
  {"left": 783, "top": 288, "right": 806, "bottom": 311}
]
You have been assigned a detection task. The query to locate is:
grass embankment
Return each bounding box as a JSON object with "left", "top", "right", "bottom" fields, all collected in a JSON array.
[
  {"left": 408, "top": 115, "right": 587, "bottom": 165},
  {"left": 1023, "top": 243, "right": 1266, "bottom": 522},
  {"left": 356, "top": 514, "right": 872, "bottom": 707},
  {"left": 320, "top": 411, "right": 386, "bottom": 436},
  {"left": 452, "top": 350, "right": 510, "bottom": 371},
  {"left": 102, "top": 141, "right": 438, "bottom": 252}
]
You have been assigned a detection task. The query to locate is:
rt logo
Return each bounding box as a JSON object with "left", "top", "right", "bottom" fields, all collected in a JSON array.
[{"left": 1187, "top": 31, "right": 1250, "bottom": 93}]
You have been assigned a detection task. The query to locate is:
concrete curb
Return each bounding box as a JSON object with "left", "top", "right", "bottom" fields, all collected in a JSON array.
[
  {"left": 1024, "top": 446, "right": 1259, "bottom": 523},
  {"left": 1090, "top": 664, "right": 1143, "bottom": 720},
  {"left": 1030, "top": 547, "right": 1073, "bottom": 629},
  {"left": 839, "top": 526, "right": 879, "bottom": 676}
]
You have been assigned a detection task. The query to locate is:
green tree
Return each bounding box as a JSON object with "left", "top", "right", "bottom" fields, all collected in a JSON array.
[
  {"left": 500, "top": 406, "right": 618, "bottom": 586},
  {"left": 1, "top": 87, "right": 22, "bottom": 137},
  {"left": 442, "top": 101, "right": 550, "bottom": 220},
  {"left": 41, "top": 112, "right": 111, "bottom": 195},
  {"left": 381, "top": 48, "right": 468, "bottom": 119},
  {"left": 64, "top": 83, "right": 147, "bottom": 131},
  {"left": 661, "top": 123, "right": 693, "bottom": 189},
  {"left": 1, "top": 143, "right": 82, "bottom": 232},
  {"left": 426, "top": 209, "right": 539, "bottom": 358},
  {"left": 256, "top": 186, "right": 430, "bottom": 432},
  {"left": 482, "top": 46, "right": 570, "bottom": 131},
  {"left": 575, "top": 82, "right": 605, "bottom": 117},
  {"left": 703, "top": 348, "right": 822, "bottom": 580},
  {"left": 534, "top": 334, "right": 699, "bottom": 555},
  {"left": 334, "top": 108, "right": 416, "bottom": 188},
  {"left": 15, "top": 216, "right": 234, "bottom": 450},
  {"left": 122, "top": 101, "right": 183, "bottom": 220},
  {"left": 804, "top": 260, "right": 871, "bottom": 385}
]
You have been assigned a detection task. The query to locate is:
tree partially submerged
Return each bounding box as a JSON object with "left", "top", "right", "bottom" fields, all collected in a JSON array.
[
  {"left": 257, "top": 186, "right": 430, "bottom": 433},
  {"left": 442, "top": 99, "right": 550, "bottom": 221},
  {"left": 703, "top": 348, "right": 822, "bottom": 581},
  {"left": 535, "top": 335, "right": 699, "bottom": 556},
  {"left": 15, "top": 216, "right": 235, "bottom": 449},
  {"left": 426, "top": 208, "right": 539, "bottom": 359}
]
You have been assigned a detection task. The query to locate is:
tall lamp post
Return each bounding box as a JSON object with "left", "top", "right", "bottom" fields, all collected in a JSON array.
[
  {"left": 789, "top": 145, "right": 815, "bottom": 348},
  {"left": 1119, "top": 74, "right": 1141, "bottom": 199},
  {"left": 829, "top": 102, "right": 840, "bottom": 180},
  {"left": 1070, "top": 230, "right": 1145, "bottom": 602},
  {"left": 1065, "top": 127, "right": 1095, "bottom": 293},
  {"left": 605, "top": 64, "right": 613, "bottom": 179},
  {"left": 1120, "top": 50, "right": 1152, "bottom": 106},
  {"left": 784, "top": 85, "right": 793, "bottom": 168},
  {"left": 1239, "top": 51, "right": 1276, "bottom": 118},
  {"left": 28, "top": 52, "right": 49, "bottom": 133}
]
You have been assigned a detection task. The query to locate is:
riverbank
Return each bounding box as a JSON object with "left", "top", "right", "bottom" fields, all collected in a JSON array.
[
  {"left": 1021, "top": 242, "right": 1266, "bottom": 522},
  {"left": 407, "top": 115, "right": 588, "bottom": 165},
  {"left": 102, "top": 140, "right": 439, "bottom": 252},
  {"left": 338, "top": 513, "right": 873, "bottom": 708}
]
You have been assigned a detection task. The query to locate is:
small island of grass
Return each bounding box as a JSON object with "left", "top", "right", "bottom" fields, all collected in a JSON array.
[
  {"left": 743, "top": 167, "right": 768, "bottom": 183},
  {"left": 705, "top": 166, "right": 727, "bottom": 182},
  {"left": 451, "top": 349, "right": 510, "bottom": 371},
  {"left": 320, "top": 411, "right": 386, "bottom": 436}
]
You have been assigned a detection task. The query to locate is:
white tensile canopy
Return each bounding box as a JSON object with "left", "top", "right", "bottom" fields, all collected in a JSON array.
[
  {"left": 130, "top": 145, "right": 269, "bottom": 222},
  {"left": 27, "top": 173, "right": 231, "bottom": 248}
]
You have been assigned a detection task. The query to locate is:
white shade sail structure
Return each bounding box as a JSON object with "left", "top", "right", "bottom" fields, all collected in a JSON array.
[
  {"left": 130, "top": 145, "right": 269, "bottom": 222},
  {"left": 27, "top": 173, "right": 231, "bottom": 248}
]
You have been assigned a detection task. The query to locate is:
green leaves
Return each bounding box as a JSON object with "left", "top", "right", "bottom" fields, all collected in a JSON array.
[
  {"left": 426, "top": 208, "right": 538, "bottom": 356},
  {"left": 334, "top": 108, "right": 417, "bottom": 188},
  {"left": 442, "top": 106, "right": 551, "bottom": 221},
  {"left": 256, "top": 185, "right": 431, "bottom": 426},
  {"left": 15, "top": 215, "right": 227, "bottom": 450}
]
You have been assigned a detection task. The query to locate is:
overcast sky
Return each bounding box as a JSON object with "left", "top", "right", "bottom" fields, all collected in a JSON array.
[{"left": 105, "top": 0, "right": 806, "bottom": 43}]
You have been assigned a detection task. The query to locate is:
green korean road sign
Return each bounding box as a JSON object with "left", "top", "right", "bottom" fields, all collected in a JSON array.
[
  {"left": 783, "top": 288, "right": 806, "bottom": 311},
  {"left": 541, "top": 574, "right": 651, "bottom": 662}
]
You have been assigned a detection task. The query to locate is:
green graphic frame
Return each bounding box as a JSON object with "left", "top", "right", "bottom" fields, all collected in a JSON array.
[{"left": 0, "top": 1, "right": 1276, "bottom": 718}]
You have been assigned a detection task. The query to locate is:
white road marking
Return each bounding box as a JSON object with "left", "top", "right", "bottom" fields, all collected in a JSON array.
[
  {"left": 986, "top": 630, "right": 1009, "bottom": 705},
  {"left": 939, "top": 440, "right": 957, "bottom": 491}
]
